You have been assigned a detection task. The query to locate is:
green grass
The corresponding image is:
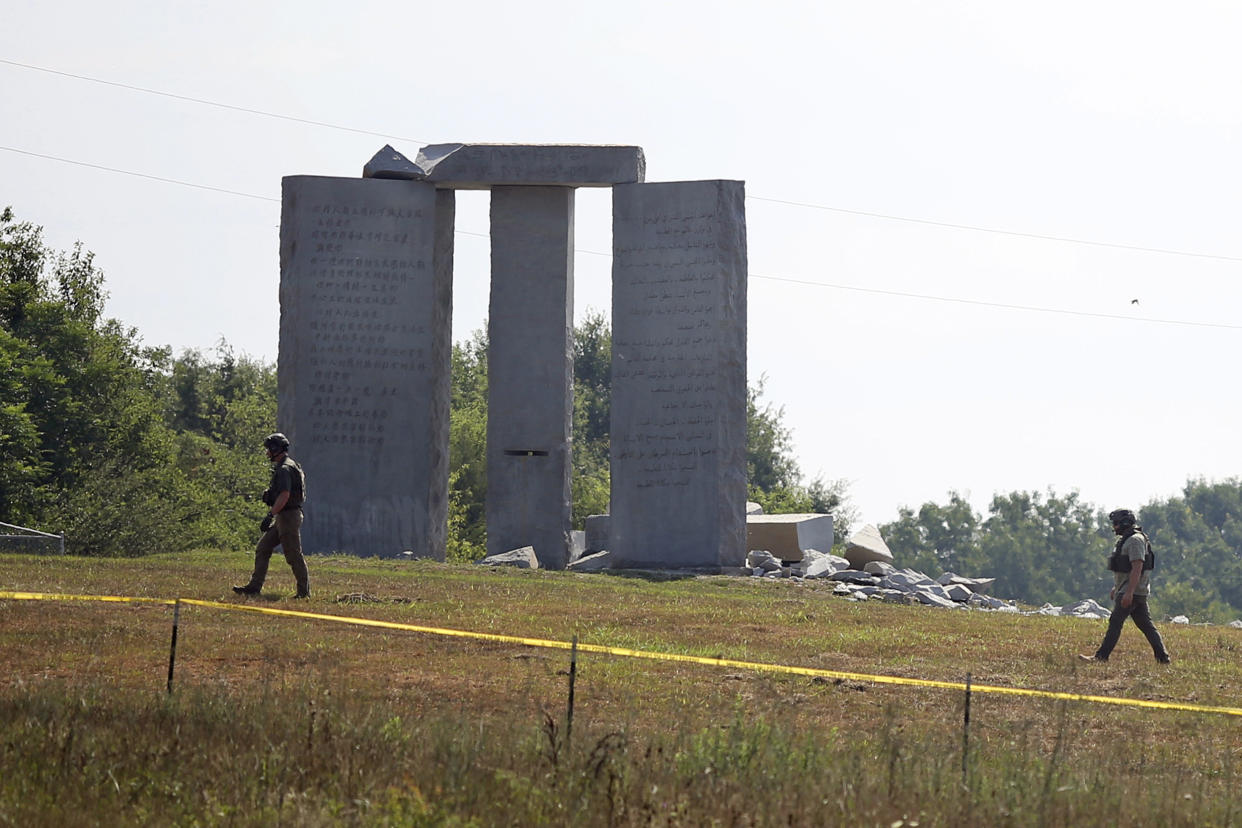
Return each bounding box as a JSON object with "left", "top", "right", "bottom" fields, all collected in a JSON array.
[{"left": 2, "top": 550, "right": 1241, "bottom": 826}]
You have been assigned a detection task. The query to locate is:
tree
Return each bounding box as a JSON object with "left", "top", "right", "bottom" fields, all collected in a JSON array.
[
  {"left": 881, "top": 492, "right": 980, "bottom": 575},
  {"left": 1, "top": 207, "right": 184, "bottom": 552},
  {"left": 0, "top": 207, "right": 276, "bottom": 555},
  {"left": 570, "top": 309, "right": 611, "bottom": 527},
  {"left": 446, "top": 329, "right": 488, "bottom": 561}
]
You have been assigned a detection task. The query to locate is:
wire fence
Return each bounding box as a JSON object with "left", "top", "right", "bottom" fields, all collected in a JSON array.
[
  {"left": 0, "top": 522, "right": 64, "bottom": 555},
  {"left": 2, "top": 589, "right": 1241, "bottom": 719}
]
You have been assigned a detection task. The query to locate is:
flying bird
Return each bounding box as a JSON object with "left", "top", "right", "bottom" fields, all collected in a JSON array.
[{"left": 1130, "top": 299, "right": 1140, "bottom": 305}]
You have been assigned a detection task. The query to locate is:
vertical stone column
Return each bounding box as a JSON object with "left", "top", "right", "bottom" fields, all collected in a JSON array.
[
  {"left": 486, "top": 186, "right": 575, "bottom": 569},
  {"left": 610, "top": 180, "right": 748, "bottom": 570},
  {"left": 278, "top": 176, "right": 454, "bottom": 558}
]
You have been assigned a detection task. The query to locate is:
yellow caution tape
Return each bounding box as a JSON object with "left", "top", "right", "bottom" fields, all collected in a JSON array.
[
  {"left": 1, "top": 590, "right": 175, "bottom": 606},
  {"left": 4, "top": 590, "right": 1241, "bottom": 717}
]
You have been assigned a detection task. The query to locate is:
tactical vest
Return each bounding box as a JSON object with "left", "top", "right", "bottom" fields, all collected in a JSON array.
[
  {"left": 1108, "top": 530, "right": 1154, "bottom": 573},
  {"left": 263, "top": 456, "right": 306, "bottom": 508}
]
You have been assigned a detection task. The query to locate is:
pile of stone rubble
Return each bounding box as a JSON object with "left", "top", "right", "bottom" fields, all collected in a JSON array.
[
  {"left": 744, "top": 547, "right": 1123, "bottom": 618},
  {"left": 479, "top": 516, "right": 1242, "bottom": 627}
]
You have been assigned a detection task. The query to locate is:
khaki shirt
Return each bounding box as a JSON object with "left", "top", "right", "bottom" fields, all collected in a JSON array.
[{"left": 1112, "top": 533, "right": 1151, "bottom": 597}]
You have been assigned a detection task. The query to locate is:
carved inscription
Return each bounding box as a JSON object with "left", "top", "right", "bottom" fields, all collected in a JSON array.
[
  {"left": 301, "top": 201, "right": 430, "bottom": 449},
  {"left": 614, "top": 211, "right": 723, "bottom": 490}
]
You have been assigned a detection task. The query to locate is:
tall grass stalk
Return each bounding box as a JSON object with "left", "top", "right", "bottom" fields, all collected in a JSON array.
[{"left": 0, "top": 677, "right": 1235, "bottom": 827}]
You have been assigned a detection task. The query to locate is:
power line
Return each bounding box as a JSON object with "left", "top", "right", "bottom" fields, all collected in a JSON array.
[
  {"left": 747, "top": 196, "right": 1242, "bottom": 264},
  {"left": 0, "top": 146, "right": 278, "bottom": 202},
  {"left": 3, "top": 144, "right": 1239, "bottom": 332},
  {"left": 5, "top": 56, "right": 1241, "bottom": 264},
  {"left": 0, "top": 58, "right": 427, "bottom": 145},
  {"left": 748, "top": 272, "right": 1242, "bottom": 330}
]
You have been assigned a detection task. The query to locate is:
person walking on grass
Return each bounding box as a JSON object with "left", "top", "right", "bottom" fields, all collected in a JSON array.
[
  {"left": 1080, "top": 508, "right": 1170, "bottom": 664},
  {"left": 233, "top": 432, "right": 310, "bottom": 599}
]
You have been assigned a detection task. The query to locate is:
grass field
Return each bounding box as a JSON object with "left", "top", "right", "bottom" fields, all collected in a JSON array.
[{"left": 2, "top": 550, "right": 1241, "bottom": 826}]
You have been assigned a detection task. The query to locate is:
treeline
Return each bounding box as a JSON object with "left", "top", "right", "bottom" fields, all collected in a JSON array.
[
  {"left": 1, "top": 207, "right": 839, "bottom": 559},
  {"left": 880, "top": 483, "right": 1242, "bottom": 622},
  {"left": 9, "top": 207, "right": 1240, "bottom": 620},
  {"left": 0, "top": 207, "right": 274, "bottom": 555}
]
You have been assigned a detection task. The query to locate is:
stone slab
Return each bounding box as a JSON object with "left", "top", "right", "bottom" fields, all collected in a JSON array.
[
  {"left": 363, "top": 145, "right": 425, "bottom": 180},
  {"left": 608, "top": 180, "right": 748, "bottom": 569},
  {"left": 278, "top": 176, "right": 453, "bottom": 559},
  {"left": 843, "top": 523, "right": 895, "bottom": 569},
  {"left": 569, "top": 550, "right": 613, "bottom": 571},
  {"left": 485, "top": 186, "right": 575, "bottom": 569},
  {"left": 479, "top": 546, "right": 539, "bottom": 569},
  {"left": 585, "top": 514, "right": 610, "bottom": 554},
  {"left": 412, "top": 143, "right": 645, "bottom": 189},
  {"left": 745, "top": 514, "right": 834, "bottom": 562}
]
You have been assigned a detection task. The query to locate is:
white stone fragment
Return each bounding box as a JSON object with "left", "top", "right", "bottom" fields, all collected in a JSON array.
[
  {"left": 843, "top": 524, "right": 894, "bottom": 569},
  {"left": 569, "top": 550, "right": 612, "bottom": 572},
  {"left": 746, "top": 550, "right": 782, "bottom": 572},
  {"left": 479, "top": 546, "right": 540, "bottom": 569}
]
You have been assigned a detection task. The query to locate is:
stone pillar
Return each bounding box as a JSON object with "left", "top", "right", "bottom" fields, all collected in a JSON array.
[
  {"left": 278, "top": 176, "right": 454, "bottom": 558},
  {"left": 485, "top": 186, "right": 575, "bottom": 568},
  {"left": 609, "top": 180, "right": 748, "bottom": 570}
]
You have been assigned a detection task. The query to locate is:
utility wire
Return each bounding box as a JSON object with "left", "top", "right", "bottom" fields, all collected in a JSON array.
[
  {"left": 2, "top": 144, "right": 1239, "bottom": 331},
  {"left": 1, "top": 146, "right": 277, "bottom": 202},
  {"left": 0, "top": 58, "right": 427, "bottom": 145},
  {"left": 749, "top": 272, "right": 1242, "bottom": 330},
  {"left": 747, "top": 196, "right": 1242, "bottom": 263},
  {"left": 4, "top": 56, "right": 1240, "bottom": 265}
]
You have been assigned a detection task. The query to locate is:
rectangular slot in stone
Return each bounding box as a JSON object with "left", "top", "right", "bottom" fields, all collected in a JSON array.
[{"left": 485, "top": 186, "right": 575, "bottom": 569}]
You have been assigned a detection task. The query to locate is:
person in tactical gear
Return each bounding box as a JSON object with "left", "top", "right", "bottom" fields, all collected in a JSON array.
[
  {"left": 233, "top": 432, "right": 310, "bottom": 598},
  {"left": 1079, "top": 508, "right": 1170, "bottom": 664}
]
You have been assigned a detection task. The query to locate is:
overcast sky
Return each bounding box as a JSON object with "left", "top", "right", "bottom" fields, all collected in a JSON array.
[{"left": 3, "top": 1, "right": 1240, "bottom": 527}]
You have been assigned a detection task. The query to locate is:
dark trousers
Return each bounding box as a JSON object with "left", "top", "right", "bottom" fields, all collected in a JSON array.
[
  {"left": 245, "top": 510, "right": 309, "bottom": 594},
  {"left": 1095, "top": 595, "right": 1169, "bottom": 662}
]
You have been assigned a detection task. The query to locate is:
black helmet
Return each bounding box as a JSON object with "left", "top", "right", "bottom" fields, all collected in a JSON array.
[
  {"left": 263, "top": 432, "right": 290, "bottom": 452},
  {"left": 1108, "top": 508, "right": 1137, "bottom": 529}
]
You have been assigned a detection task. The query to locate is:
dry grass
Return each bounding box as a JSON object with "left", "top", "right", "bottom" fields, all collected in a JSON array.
[{"left": 2, "top": 550, "right": 1241, "bottom": 826}]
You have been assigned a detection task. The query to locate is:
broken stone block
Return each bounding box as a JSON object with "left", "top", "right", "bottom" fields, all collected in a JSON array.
[
  {"left": 479, "top": 546, "right": 539, "bottom": 569},
  {"left": 585, "top": 514, "right": 611, "bottom": 554},
  {"left": 828, "top": 570, "right": 881, "bottom": 586},
  {"left": 746, "top": 501, "right": 764, "bottom": 515},
  {"left": 746, "top": 550, "right": 783, "bottom": 572},
  {"left": 881, "top": 570, "right": 938, "bottom": 591},
  {"left": 1060, "top": 599, "right": 1110, "bottom": 618},
  {"left": 746, "top": 514, "right": 834, "bottom": 563},
  {"left": 863, "top": 561, "right": 896, "bottom": 577},
  {"left": 801, "top": 550, "right": 850, "bottom": 579},
  {"left": 943, "top": 583, "right": 973, "bottom": 602},
  {"left": 843, "top": 524, "right": 894, "bottom": 569},
  {"left": 362, "top": 144, "right": 426, "bottom": 179},
  {"left": 568, "top": 550, "right": 612, "bottom": 572},
  {"left": 912, "top": 590, "right": 962, "bottom": 608},
  {"left": 936, "top": 572, "right": 997, "bottom": 594}
]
